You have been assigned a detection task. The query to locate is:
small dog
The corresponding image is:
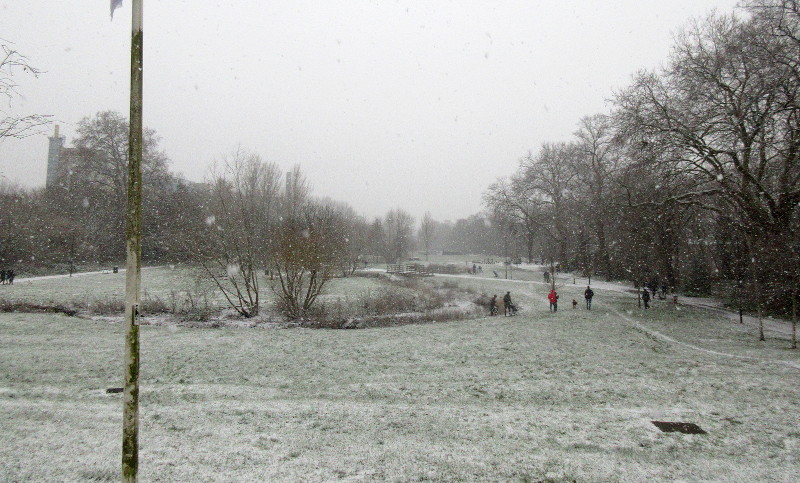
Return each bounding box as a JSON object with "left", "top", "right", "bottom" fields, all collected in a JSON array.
[{"left": 572, "top": 299, "right": 578, "bottom": 309}]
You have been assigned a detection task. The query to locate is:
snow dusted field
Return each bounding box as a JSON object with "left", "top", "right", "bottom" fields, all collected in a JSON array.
[{"left": 1, "top": 269, "right": 799, "bottom": 481}]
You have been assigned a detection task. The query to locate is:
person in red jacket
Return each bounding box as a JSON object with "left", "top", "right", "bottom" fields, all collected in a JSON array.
[{"left": 548, "top": 289, "right": 559, "bottom": 312}]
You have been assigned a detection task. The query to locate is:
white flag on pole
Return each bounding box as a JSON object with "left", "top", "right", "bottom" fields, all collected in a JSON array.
[{"left": 110, "top": 0, "right": 123, "bottom": 19}]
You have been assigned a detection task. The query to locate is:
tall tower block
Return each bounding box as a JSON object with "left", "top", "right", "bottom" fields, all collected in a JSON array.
[{"left": 46, "top": 125, "right": 65, "bottom": 188}]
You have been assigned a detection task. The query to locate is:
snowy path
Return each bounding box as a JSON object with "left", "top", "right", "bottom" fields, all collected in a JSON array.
[
  {"left": 14, "top": 266, "right": 160, "bottom": 284},
  {"left": 608, "top": 306, "right": 800, "bottom": 371},
  {"left": 433, "top": 270, "right": 800, "bottom": 370},
  {"left": 569, "top": 275, "right": 798, "bottom": 340},
  {"left": 433, "top": 270, "right": 796, "bottom": 339}
]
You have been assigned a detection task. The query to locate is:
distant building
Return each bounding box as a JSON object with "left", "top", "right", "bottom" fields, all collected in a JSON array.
[
  {"left": 45, "top": 125, "right": 79, "bottom": 189},
  {"left": 45, "top": 125, "right": 65, "bottom": 188}
]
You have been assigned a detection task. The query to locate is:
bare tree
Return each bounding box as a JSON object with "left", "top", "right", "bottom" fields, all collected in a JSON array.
[
  {"left": 383, "top": 208, "right": 415, "bottom": 263},
  {"left": 573, "top": 114, "right": 619, "bottom": 279},
  {"left": 519, "top": 143, "right": 581, "bottom": 268},
  {"left": 197, "top": 148, "right": 282, "bottom": 317},
  {"left": 0, "top": 42, "right": 50, "bottom": 141},
  {"left": 419, "top": 211, "right": 435, "bottom": 261},
  {"left": 283, "top": 164, "right": 310, "bottom": 221},
  {"left": 317, "top": 197, "right": 370, "bottom": 275},
  {"left": 615, "top": 10, "right": 800, "bottom": 322},
  {"left": 56, "top": 111, "right": 173, "bottom": 261},
  {"left": 484, "top": 175, "right": 540, "bottom": 263}
]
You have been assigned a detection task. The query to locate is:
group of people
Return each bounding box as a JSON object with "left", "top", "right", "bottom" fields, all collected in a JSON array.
[
  {"left": 549, "top": 286, "right": 594, "bottom": 312},
  {"left": 0, "top": 269, "right": 16, "bottom": 285},
  {"left": 485, "top": 270, "right": 677, "bottom": 316},
  {"left": 489, "top": 285, "right": 596, "bottom": 316},
  {"left": 489, "top": 291, "right": 518, "bottom": 316}
]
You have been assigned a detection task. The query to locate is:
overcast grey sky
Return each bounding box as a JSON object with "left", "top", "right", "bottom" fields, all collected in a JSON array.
[{"left": 1, "top": 1, "right": 740, "bottom": 222}]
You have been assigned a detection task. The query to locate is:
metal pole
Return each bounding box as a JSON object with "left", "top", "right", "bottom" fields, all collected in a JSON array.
[{"left": 122, "top": 0, "right": 143, "bottom": 481}]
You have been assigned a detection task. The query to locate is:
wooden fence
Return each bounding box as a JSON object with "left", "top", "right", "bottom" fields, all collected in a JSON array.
[{"left": 386, "top": 263, "right": 433, "bottom": 276}]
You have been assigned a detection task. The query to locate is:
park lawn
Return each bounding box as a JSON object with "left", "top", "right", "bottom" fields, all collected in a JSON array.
[
  {"left": 1, "top": 274, "right": 799, "bottom": 481},
  {"left": 2, "top": 267, "right": 214, "bottom": 307},
  {"left": 1, "top": 267, "right": 390, "bottom": 316}
]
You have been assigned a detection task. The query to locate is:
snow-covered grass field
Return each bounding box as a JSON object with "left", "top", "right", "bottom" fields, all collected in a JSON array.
[
  {"left": 1, "top": 266, "right": 389, "bottom": 317},
  {"left": 1, "top": 270, "right": 799, "bottom": 481}
]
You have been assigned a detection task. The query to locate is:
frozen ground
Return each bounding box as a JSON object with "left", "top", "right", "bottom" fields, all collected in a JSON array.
[{"left": 1, "top": 269, "right": 799, "bottom": 481}]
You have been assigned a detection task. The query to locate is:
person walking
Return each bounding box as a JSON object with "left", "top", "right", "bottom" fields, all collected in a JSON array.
[
  {"left": 0, "top": 270, "right": 5, "bottom": 285},
  {"left": 584, "top": 286, "right": 594, "bottom": 310},
  {"left": 489, "top": 295, "right": 498, "bottom": 316},
  {"left": 642, "top": 288, "right": 650, "bottom": 309},
  {"left": 503, "top": 291, "right": 516, "bottom": 316},
  {"left": 7, "top": 269, "right": 14, "bottom": 285},
  {"left": 548, "top": 289, "right": 558, "bottom": 312}
]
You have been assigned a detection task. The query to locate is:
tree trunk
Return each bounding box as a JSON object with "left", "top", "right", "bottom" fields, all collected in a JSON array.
[
  {"left": 792, "top": 291, "right": 797, "bottom": 350},
  {"left": 744, "top": 233, "right": 766, "bottom": 342},
  {"left": 595, "top": 221, "right": 612, "bottom": 281},
  {"left": 526, "top": 229, "right": 535, "bottom": 264}
]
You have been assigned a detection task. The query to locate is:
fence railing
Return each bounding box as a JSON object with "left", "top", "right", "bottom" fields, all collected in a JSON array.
[{"left": 386, "top": 263, "right": 433, "bottom": 276}]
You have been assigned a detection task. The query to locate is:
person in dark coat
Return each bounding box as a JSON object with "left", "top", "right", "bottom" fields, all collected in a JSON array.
[
  {"left": 7, "top": 270, "right": 14, "bottom": 285},
  {"left": 584, "top": 286, "right": 594, "bottom": 310},
  {"left": 0, "top": 270, "right": 5, "bottom": 285},
  {"left": 489, "top": 295, "right": 498, "bottom": 316},
  {"left": 503, "top": 291, "right": 516, "bottom": 316},
  {"left": 642, "top": 288, "right": 650, "bottom": 309}
]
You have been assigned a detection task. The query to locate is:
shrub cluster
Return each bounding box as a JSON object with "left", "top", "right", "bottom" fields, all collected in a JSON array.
[
  {"left": 0, "top": 288, "right": 217, "bottom": 321},
  {"left": 305, "top": 277, "right": 479, "bottom": 329}
]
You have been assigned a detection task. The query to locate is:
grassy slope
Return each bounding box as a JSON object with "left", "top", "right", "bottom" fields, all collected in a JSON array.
[{"left": 1, "top": 273, "right": 799, "bottom": 481}]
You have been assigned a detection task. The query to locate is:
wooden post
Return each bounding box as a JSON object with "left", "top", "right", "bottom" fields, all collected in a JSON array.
[{"left": 122, "top": 0, "right": 143, "bottom": 481}]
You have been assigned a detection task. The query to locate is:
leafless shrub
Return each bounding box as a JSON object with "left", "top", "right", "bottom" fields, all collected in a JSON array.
[
  {"left": 306, "top": 278, "right": 479, "bottom": 328},
  {"left": 0, "top": 299, "right": 78, "bottom": 316},
  {"left": 438, "top": 280, "right": 460, "bottom": 290},
  {"left": 272, "top": 203, "right": 349, "bottom": 319},
  {"left": 473, "top": 293, "right": 492, "bottom": 308},
  {"left": 87, "top": 298, "right": 126, "bottom": 315}
]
